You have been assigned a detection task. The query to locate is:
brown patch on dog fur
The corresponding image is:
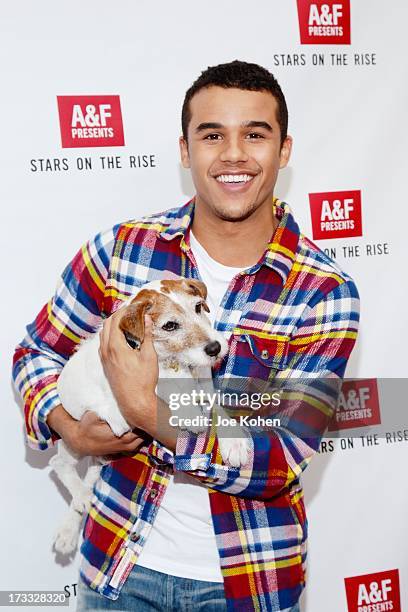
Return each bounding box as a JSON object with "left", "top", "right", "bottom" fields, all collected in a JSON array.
[
  {"left": 119, "top": 290, "right": 154, "bottom": 344},
  {"left": 160, "top": 279, "right": 209, "bottom": 312},
  {"left": 161, "top": 279, "right": 207, "bottom": 300},
  {"left": 119, "top": 289, "right": 184, "bottom": 344}
]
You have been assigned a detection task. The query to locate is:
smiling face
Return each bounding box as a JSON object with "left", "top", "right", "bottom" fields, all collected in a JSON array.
[{"left": 179, "top": 86, "right": 292, "bottom": 223}]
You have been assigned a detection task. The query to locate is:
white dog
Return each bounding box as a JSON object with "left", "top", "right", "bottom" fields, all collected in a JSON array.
[{"left": 49, "top": 278, "right": 250, "bottom": 554}]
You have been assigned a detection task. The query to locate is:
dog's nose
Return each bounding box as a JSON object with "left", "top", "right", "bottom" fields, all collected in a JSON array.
[{"left": 204, "top": 341, "right": 221, "bottom": 357}]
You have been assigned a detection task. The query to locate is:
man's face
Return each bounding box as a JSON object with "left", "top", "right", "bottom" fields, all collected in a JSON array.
[{"left": 179, "top": 86, "right": 292, "bottom": 222}]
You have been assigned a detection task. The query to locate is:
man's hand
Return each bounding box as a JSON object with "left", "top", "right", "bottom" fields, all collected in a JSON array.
[
  {"left": 47, "top": 406, "right": 146, "bottom": 457},
  {"left": 98, "top": 312, "right": 159, "bottom": 431},
  {"left": 68, "top": 411, "right": 146, "bottom": 457}
]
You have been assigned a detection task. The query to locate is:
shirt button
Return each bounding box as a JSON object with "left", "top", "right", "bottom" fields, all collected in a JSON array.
[
  {"left": 261, "top": 349, "right": 269, "bottom": 360},
  {"left": 149, "top": 490, "right": 158, "bottom": 500},
  {"left": 129, "top": 533, "right": 140, "bottom": 543}
]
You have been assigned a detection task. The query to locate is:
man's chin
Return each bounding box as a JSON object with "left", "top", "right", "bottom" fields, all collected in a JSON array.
[{"left": 213, "top": 205, "right": 257, "bottom": 223}]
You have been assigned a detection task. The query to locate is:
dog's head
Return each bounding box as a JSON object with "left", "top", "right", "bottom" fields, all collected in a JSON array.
[{"left": 118, "top": 279, "right": 228, "bottom": 368}]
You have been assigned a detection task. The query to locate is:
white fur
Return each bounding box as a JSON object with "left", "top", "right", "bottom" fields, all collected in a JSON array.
[{"left": 49, "top": 279, "right": 250, "bottom": 555}]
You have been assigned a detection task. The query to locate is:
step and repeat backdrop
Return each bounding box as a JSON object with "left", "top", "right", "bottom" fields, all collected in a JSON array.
[{"left": 2, "top": 1, "right": 407, "bottom": 610}]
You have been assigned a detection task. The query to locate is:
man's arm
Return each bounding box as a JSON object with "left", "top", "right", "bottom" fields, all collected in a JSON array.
[
  {"left": 102, "top": 278, "right": 359, "bottom": 498},
  {"left": 169, "top": 277, "right": 360, "bottom": 498},
  {"left": 11, "top": 225, "right": 142, "bottom": 454},
  {"left": 47, "top": 405, "right": 145, "bottom": 456}
]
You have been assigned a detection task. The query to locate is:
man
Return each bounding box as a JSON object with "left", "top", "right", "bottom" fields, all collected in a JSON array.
[{"left": 12, "top": 60, "right": 359, "bottom": 611}]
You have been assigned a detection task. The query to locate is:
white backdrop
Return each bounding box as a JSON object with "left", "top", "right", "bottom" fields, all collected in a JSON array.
[{"left": 2, "top": 1, "right": 407, "bottom": 610}]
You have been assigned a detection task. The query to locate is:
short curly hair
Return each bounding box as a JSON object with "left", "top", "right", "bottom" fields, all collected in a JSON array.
[{"left": 181, "top": 60, "right": 288, "bottom": 146}]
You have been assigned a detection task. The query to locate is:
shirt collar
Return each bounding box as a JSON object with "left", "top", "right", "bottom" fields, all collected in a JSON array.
[
  {"left": 264, "top": 199, "right": 300, "bottom": 284},
  {"left": 157, "top": 197, "right": 195, "bottom": 246},
  {"left": 158, "top": 197, "right": 300, "bottom": 285}
]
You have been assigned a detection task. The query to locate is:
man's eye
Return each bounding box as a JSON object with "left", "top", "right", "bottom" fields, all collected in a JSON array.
[
  {"left": 204, "top": 133, "right": 221, "bottom": 141},
  {"left": 247, "top": 132, "right": 264, "bottom": 139},
  {"left": 162, "top": 321, "right": 180, "bottom": 331}
]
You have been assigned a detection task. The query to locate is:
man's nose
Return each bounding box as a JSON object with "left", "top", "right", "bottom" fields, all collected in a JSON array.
[{"left": 219, "top": 136, "right": 249, "bottom": 164}]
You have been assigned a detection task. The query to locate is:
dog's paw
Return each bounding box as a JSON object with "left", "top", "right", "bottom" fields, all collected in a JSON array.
[
  {"left": 72, "top": 483, "right": 92, "bottom": 514},
  {"left": 218, "top": 436, "right": 251, "bottom": 468},
  {"left": 53, "top": 518, "right": 80, "bottom": 555}
]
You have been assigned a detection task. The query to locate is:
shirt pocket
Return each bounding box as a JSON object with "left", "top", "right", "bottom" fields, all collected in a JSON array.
[
  {"left": 224, "top": 330, "right": 290, "bottom": 390},
  {"left": 243, "top": 333, "right": 290, "bottom": 370}
]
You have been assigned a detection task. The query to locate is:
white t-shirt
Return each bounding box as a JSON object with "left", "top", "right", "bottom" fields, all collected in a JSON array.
[{"left": 136, "top": 230, "right": 245, "bottom": 582}]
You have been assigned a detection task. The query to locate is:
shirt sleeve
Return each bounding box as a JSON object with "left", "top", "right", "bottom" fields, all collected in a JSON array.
[
  {"left": 171, "top": 277, "right": 360, "bottom": 498},
  {"left": 11, "top": 226, "right": 118, "bottom": 450}
]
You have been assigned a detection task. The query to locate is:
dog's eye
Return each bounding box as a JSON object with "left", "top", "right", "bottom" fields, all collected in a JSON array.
[{"left": 162, "top": 321, "right": 180, "bottom": 331}]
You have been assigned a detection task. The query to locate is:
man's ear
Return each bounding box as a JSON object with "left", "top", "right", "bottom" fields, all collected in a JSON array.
[
  {"left": 279, "top": 135, "right": 293, "bottom": 169},
  {"left": 179, "top": 135, "right": 191, "bottom": 169}
]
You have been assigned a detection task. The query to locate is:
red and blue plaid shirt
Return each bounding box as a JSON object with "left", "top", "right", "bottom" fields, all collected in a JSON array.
[{"left": 12, "top": 198, "right": 359, "bottom": 611}]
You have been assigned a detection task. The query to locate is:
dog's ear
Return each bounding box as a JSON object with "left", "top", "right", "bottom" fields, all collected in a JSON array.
[
  {"left": 183, "top": 279, "right": 207, "bottom": 301},
  {"left": 201, "top": 301, "right": 210, "bottom": 313},
  {"left": 119, "top": 292, "right": 154, "bottom": 348},
  {"left": 183, "top": 279, "right": 210, "bottom": 313}
]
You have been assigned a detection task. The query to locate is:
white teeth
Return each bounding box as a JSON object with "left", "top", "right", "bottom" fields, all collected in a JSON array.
[{"left": 215, "top": 174, "right": 254, "bottom": 183}]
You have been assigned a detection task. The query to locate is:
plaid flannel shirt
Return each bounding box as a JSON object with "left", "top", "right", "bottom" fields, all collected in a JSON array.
[{"left": 12, "top": 198, "right": 359, "bottom": 611}]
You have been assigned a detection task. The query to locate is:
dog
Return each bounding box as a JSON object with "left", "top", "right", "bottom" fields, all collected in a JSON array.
[{"left": 49, "top": 278, "right": 250, "bottom": 555}]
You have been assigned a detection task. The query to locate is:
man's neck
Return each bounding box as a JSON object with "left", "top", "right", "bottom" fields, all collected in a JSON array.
[{"left": 190, "top": 196, "right": 278, "bottom": 268}]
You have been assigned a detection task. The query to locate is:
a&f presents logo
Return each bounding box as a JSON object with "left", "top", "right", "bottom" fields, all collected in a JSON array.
[
  {"left": 309, "top": 190, "right": 362, "bottom": 240},
  {"left": 57, "top": 95, "right": 125, "bottom": 148},
  {"left": 297, "top": 0, "right": 351, "bottom": 44},
  {"left": 345, "top": 569, "right": 401, "bottom": 611},
  {"left": 329, "top": 379, "right": 380, "bottom": 432}
]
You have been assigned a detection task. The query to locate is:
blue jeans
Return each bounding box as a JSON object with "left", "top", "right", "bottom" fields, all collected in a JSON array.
[
  {"left": 76, "top": 564, "right": 227, "bottom": 611},
  {"left": 76, "top": 564, "right": 301, "bottom": 611}
]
